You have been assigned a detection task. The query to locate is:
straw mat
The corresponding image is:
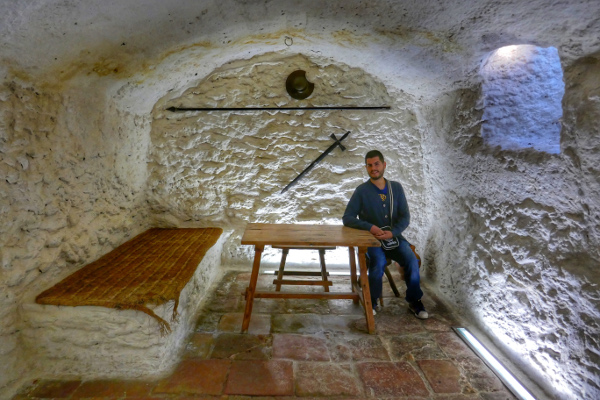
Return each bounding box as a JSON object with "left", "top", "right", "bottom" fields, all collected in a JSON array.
[{"left": 36, "top": 227, "right": 223, "bottom": 334}]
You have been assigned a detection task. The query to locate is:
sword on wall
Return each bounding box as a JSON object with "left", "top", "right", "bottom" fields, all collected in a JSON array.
[{"left": 281, "top": 131, "right": 350, "bottom": 194}]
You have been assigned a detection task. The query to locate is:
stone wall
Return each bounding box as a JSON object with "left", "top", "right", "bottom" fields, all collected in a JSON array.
[
  {"left": 0, "top": 80, "right": 151, "bottom": 393},
  {"left": 0, "top": 51, "right": 431, "bottom": 397},
  {"left": 419, "top": 52, "right": 600, "bottom": 400},
  {"left": 148, "top": 53, "right": 430, "bottom": 263},
  {"left": 3, "top": 45, "right": 598, "bottom": 400}
]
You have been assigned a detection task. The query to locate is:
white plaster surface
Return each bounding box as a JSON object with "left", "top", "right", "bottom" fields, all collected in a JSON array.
[
  {"left": 148, "top": 52, "right": 428, "bottom": 262},
  {"left": 1, "top": 0, "right": 599, "bottom": 101},
  {"left": 19, "top": 233, "right": 224, "bottom": 380},
  {"left": 1, "top": 1, "right": 600, "bottom": 399},
  {"left": 480, "top": 45, "right": 564, "bottom": 153},
  {"left": 419, "top": 54, "right": 600, "bottom": 400},
  {"left": 0, "top": 81, "right": 153, "bottom": 397}
]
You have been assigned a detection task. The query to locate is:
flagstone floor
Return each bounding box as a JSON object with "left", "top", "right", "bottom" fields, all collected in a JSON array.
[{"left": 13, "top": 268, "right": 516, "bottom": 399}]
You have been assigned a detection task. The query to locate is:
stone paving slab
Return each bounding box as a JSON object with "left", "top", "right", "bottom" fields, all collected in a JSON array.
[
  {"left": 418, "top": 360, "right": 462, "bottom": 393},
  {"left": 183, "top": 332, "right": 214, "bottom": 359},
  {"left": 225, "top": 360, "right": 294, "bottom": 396},
  {"left": 154, "top": 358, "right": 230, "bottom": 395},
  {"left": 69, "top": 379, "right": 155, "bottom": 398},
  {"left": 357, "top": 361, "right": 430, "bottom": 397},
  {"left": 295, "top": 362, "right": 364, "bottom": 397},
  {"left": 218, "top": 312, "right": 272, "bottom": 334},
  {"left": 327, "top": 333, "right": 391, "bottom": 362},
  {"left": 273, "top": 333, "right": 330, "bottom": 361},
  {"left": 26, "top": 380, "right": 81, "bottom": 398}
]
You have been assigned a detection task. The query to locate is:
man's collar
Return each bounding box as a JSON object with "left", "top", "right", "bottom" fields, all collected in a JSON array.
[{"left": 369, "top": 177, "right": 387, "bottom": 189}]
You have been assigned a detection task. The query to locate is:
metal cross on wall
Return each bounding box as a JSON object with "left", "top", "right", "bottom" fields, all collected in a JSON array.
[{"left": 281, "top": 131, "right": 350, "bottom": 194}]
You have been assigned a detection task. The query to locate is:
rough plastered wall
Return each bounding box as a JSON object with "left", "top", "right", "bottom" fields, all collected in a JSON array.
[
  {"left": 419, "top": 52, "right": 600, "bottom": 400},
  {"left": 148, "top": 52, "right": 429, "bottom": 265},
  {"left": 0, "top": 79, "right": 151, "bottom": 393}
]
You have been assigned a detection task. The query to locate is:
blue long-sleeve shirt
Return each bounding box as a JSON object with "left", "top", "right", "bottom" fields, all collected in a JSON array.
[{"left": 342, "top": 179, "right": 410, "bottom": 240}]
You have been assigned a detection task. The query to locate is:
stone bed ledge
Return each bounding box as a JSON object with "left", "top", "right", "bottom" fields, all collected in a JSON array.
[{"left": 19, "top": 233, "right": 226, "bottom": 380}]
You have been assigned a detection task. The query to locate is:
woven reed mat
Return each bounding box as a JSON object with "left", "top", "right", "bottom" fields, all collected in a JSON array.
[{"left": 36, "top": 227, "right": 223, "bottom": 334}]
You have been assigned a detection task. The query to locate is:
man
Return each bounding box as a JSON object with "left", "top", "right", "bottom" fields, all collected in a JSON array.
[{"left": 342, "top": 150, "right": 428, "bottom": 319}]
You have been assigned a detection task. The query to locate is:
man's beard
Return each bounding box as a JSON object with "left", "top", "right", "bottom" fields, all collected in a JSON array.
[{"left": 370, "top": 171, "right": 384, "bottom": 180}]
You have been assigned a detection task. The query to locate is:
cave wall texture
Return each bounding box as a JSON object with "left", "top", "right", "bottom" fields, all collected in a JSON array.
[
  {"left": 0, "top": 1, "right": 599, "bottom": 399},
  {"left": 419, "top": 51, "right": 600, "bottom": 399}
]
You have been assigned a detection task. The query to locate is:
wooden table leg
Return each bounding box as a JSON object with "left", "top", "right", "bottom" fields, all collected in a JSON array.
[
  {"left": 348, "top": 246, "right": 359, "bottom": 304},
  {"left": 275, "top": 248, "right": 288, "bottom": 291},
  {"left": 242, "top": 244, "right": 264, "bottom": 333},
  {"left": 357, "top": 246, "right": 376, "bottom": 334},
  {"left": 318, "top": 249, "right": 330, "bottom": 292}
]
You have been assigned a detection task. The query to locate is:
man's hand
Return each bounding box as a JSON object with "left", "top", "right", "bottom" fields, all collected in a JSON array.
[{"left": 370, "top": 226, "right": 393, "bottom": 240}]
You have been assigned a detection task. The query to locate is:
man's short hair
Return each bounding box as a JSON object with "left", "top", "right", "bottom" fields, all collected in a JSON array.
[{"left": 365, "top": 150, "right": 385, "bottom": 164}]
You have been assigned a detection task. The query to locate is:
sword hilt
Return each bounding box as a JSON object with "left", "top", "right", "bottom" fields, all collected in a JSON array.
[
  {"left": 330, "top": 133, "right": 347, "bottom": 151},
  {"left": 281, "top": 131, "right": 351, "bottom": 194}
]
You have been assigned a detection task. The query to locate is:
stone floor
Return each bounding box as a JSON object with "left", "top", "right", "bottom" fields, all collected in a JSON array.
[{"left": 13, "top": 268, "right": 516, "bottom": 399}]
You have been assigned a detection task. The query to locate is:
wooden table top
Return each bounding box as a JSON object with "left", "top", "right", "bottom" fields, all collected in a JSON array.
[{"left": 241, "top": 223, "right": 381, "bottom": 248}]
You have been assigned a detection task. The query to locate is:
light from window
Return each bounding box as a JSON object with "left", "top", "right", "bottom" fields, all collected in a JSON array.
[{"left": 480, "top": 45, "right": 564, "bottom": 154}]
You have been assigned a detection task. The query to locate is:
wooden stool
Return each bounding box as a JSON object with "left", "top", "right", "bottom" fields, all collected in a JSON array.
[
  {"left": 272, "top": 246, "right": 336, "bottom": 291},
  {"left": 383, "top": 261, "right": 401, "bottom": 298}
]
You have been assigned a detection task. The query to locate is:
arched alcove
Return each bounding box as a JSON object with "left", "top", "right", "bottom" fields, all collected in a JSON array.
[{"left": 148, "top": 52, "right": 429, "bottom": 262}]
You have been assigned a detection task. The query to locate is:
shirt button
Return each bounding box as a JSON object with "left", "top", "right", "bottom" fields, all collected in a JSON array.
[
  {"left": 385, "top": 215, "right": 388, "bottom": 218},
  {"left": 383, "top": 204, "right": 386, "bottom": 207}
]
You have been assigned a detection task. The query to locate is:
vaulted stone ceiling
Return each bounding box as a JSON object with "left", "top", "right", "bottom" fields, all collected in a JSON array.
[{"left": 1, "top": 0, "right": 598, "bottom": 99}]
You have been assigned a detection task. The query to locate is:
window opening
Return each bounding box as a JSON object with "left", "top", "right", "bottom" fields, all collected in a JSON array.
[{"left": 480, "top": 45, "right": 564, "bottom": 154}]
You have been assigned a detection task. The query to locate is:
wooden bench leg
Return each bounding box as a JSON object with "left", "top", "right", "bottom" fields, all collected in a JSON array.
[
  {"left": 349, "top": 247, "right": 359, "bottom": 304},
  {"left": 358, "top": 246, "right": 376, "bottom": 334},
  {"left": 275, "top": 248, "right": 289, "bottom": 291},
  {"left": 319, "top": 249, "right": 330, "bottom": 292},
  {"left": 384, "top": 263, "right": 401, "bottom": 297},
  {"left": 379, "top": 261, "right": 401, "bottom": 307}
]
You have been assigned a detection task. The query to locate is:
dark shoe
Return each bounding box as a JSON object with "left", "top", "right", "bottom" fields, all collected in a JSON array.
[{"left": 409, "top": 300, "right": 429, "bottom": 319}]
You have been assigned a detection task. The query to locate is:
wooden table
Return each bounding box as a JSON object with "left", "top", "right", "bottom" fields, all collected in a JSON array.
[{"left": 240, "top": 223, "right": 381, "bottom": 334}]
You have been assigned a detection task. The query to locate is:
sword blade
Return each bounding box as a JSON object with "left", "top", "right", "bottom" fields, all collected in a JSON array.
[{"left": 281, "top": 131, "right": 350, "bottom": 194}]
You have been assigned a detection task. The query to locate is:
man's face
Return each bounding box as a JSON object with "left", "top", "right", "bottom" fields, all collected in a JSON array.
[{"left": 365, "top": 156, "right": 386, "bottom": 180}]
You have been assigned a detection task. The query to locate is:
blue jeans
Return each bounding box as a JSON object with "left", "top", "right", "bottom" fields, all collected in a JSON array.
[{"left": 366, "top": 239, "right": 423, "bottom": 307}]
